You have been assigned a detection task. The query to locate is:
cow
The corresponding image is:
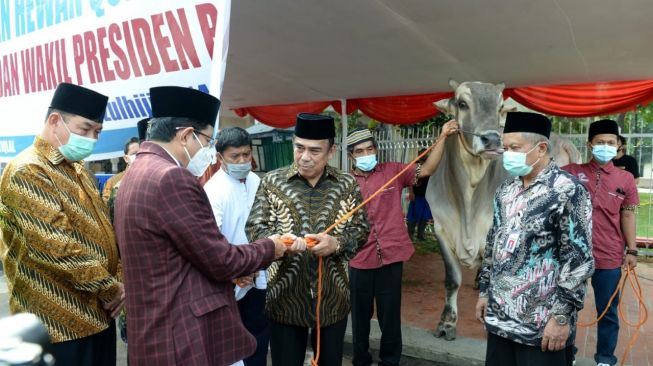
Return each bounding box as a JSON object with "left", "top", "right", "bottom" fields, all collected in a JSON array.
[{"left": 426, "top": 80, "right": 581, "bottom": 340}]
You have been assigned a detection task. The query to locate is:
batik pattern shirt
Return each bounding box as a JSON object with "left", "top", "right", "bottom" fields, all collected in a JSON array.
[
  {"left": 478, "top": 162, "right": 594, "bottom": 346},
  {"left": 246, "top": 164, "right": 369, "bottom": 327},
  {"left": 0, "top": 136, "right": 121, "bottom": 342}
]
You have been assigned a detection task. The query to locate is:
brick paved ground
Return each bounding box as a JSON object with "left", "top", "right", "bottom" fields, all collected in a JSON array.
[{"left": 401, "top": 252, "right": 653, "bottom": 366}]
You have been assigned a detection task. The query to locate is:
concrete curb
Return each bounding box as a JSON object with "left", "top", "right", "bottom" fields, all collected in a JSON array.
[{"left": 343, "top": 319, "right": 596, "bottom": 366}]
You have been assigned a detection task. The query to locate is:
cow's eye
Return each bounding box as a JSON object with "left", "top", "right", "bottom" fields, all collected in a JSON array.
[{"left": 457, "top": 100, "right": 468, "bottom": 110}]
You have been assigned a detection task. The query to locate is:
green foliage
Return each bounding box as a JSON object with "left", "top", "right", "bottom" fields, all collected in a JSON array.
[{"left": 551, "top": 103, "right": 653, "bottom": 135}]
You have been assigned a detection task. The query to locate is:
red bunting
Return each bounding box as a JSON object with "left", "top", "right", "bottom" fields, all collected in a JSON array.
[{"left": 232, "top": 80, "right": 653, "bottom": 128}]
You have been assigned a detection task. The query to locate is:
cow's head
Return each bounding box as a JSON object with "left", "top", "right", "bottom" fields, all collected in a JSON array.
[{"left": 435, "top": 80, "right": 515, "bottom": 159}]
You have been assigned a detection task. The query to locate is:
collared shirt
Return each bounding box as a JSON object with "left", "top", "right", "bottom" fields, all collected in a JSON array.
[
  {"left": 102, "top": 171, "right": 126, "bottom": 222},
  {"left": 0, "top": 136, "right": 121, "bottom": 342},
  {"left": 204, "top": 168, "right": 264, "bottom": 300},
  {"left": 246, "top": 164, "right": 369, "bottom": 327},
  {"left": 562, "top": 160, "right": 639, "bottom": 269},
  {"left": 478, "top": 162, "right": 594, "bottom": 347},
  {"left": 102, "top": 171, "right": 126, "bottom": 202},
  {"left": 350, "top": 162, "right": 416, "bottom": 269}
]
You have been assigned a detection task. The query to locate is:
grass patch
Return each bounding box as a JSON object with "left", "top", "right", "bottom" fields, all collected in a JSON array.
[
  {"left": 412, "top": 231, "right": 441, "bottom": 254},
  {"left": 637, "top": 192, "right": 653, "bottom": 238}
]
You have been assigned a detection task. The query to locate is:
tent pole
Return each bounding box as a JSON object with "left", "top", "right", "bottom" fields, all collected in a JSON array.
[{"left": 341, "top": 99, "right": 349, "bottom": 172}]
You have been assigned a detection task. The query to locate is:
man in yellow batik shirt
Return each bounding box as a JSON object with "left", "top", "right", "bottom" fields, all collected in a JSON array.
[{"left": 0, "top": 83, "right": 124, "bottom": 366}]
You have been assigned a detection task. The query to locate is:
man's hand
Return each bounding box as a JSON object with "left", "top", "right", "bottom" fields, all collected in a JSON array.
[
  {"left": 442, "top": 120, "right": 460, "bottom": 137},
  {"left": 624, "top": 253, "right": 637, "bottom": 269},
  {"left": 281, "top": 233, "right": 308, "bottom": 252},
  {"left": 307, "top": 233, "right": 338, "bottom": 257},
  {"left": 103, "top": 282, "right": 125, "bottom": 319},
  {"left": 475, "top": 297, "right": 488, "bottom": 324},
  {"left": 234, "top": 273, "right": 256, "bottom": 288},
  {"left": 540, "top": 317, "right": 570, "bottom": 352},
  {"left": 407, "top": 190, "right": 415, "bottom": 202},
  {"left": 268, "top": 234, "right": 288, "bottom": 259}
]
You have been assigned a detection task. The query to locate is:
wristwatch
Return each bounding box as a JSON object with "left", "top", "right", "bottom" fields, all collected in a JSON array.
[
  {"left": 553, "top": 314, "right": 568, "bottom": 326},
  {"left": 626, "top": 249, "right": 638, "bottom": 256}
]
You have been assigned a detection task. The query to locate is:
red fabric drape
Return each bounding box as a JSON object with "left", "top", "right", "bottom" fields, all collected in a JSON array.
[
  {"left": 233, "top": 101, "right": 332, "bottom": 128},
  {"left": 233, "top": 80, "right": 653, "bottom": 127},
  {"left": 505, "top": 80, "right": 653, "bottom": 117},
  {"left": 330, "top": 100, "right": 359, "bottom": 116},
  {"left": 351, "top": 92, "right": 452, "bottom": 124}
]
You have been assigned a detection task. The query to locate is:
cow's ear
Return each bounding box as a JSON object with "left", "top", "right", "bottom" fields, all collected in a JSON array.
[
  {"left": 448, "top": 79, "right": 460, "bottom": 91},
  {"left": 499, "top": 104, "right": 518, "bottom": 127},
  {"left": 500, "top": 104, "right": 518, "bottom": 114},
  {"left": 434, "top": 98, "right": 453, "bottom": 114},
  {"left": 496, "top": 82, "right": 506, "bottom": 92}
]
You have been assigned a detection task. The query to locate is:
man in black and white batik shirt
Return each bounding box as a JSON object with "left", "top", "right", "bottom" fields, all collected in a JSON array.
[{"left": 476, "top": 112, "right": 594, "bottom": 366}]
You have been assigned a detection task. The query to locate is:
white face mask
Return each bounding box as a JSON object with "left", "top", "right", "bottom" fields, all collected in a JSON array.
[
  {"left": 224, "top": 161, "right": 252, "bottom": 180},
  {"left": 184, "top": 133, "right": 215, "bottom": 177},
  {"left": 126, "top": 154, "right": 136, "bottom": 164}
]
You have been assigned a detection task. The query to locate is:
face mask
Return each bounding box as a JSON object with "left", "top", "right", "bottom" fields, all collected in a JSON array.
[
  {"left": 592, "top": 144, "right": 617, "bottom": 164},
  {"left": 126, "top": 154, "right": 136, "bottom": 164},
  {"left": 56, "top": 118, "right": 97, "bottom": 161},
  {"left": 224, "top": 161, "right": 252, "bottom": 180},
  {"left": 184, "top": 133, "right": 215, "bottom": 177},
  {"left": 355, "top": 154, "right": 378, "bottom": 171},
  {"left": 502, "top": 144, "right": 540, "bottom": 177}
]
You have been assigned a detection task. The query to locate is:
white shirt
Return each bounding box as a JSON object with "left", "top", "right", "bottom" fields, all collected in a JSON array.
[{"left": 204, "top": 168, "right": 264, "bottom": 301}]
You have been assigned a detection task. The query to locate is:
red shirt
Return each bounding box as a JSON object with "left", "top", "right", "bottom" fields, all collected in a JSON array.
[
  {"left": 562, "top": 160, "right": 639, "bottom": 269},
  {"left": 350, "top": 162, "right": 416, "bottom": 269}
]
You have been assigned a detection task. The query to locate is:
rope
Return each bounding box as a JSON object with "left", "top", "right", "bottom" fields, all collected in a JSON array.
[
  {"left": 278, "top": 135, "right": 445, "bottom": 365},
  {"left": 577, "top": 266, "right": 649, "bottom": 366},
  {"left": 457, "top": 130, "right": 477, "bottom": 157}
]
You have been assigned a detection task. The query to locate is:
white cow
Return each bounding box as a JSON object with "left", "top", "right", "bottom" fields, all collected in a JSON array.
[{"left": 426, "top": 80, "right": 580, "bottom": 340}]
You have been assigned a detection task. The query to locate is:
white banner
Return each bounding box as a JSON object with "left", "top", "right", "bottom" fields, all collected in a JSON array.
[{"left": 0, "top": 0, "right": 231, "bottom": 162}]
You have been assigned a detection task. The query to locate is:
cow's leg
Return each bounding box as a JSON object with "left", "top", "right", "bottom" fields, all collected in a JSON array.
[{"left": 434, "top": 234, "right": 462, "bottom": 341}]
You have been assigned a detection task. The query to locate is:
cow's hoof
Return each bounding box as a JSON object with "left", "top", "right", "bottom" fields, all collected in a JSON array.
[{"left": 434, "top": 322, "right": 457, "bottom": 341}]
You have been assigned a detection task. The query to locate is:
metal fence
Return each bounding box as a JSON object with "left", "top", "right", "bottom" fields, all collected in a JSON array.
[{"left": 341, "top": 128, "right": 653, "bottom": 246}]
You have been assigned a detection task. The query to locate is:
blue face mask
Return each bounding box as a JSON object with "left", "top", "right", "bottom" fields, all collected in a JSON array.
[
  {"left": 502, "top": 144, "right": 540, "bottom": 177},
  {"left": 355, "top": 154, "right": 378, "bottom": 171},
  {"left": 592, "top": 144, "right": 617, "bottom": 164},
  {"left": 56, "top": 118, "right": 97, "bottom": 161},
  {"left": 225, "top": 161, "right": 252, "bottom": 180}
]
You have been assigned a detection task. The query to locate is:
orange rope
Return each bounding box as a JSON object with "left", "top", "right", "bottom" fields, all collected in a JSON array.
[
  {"left": 577, "top": 266, "right": 649, "bottom": 366},
  {"left": 278, "top": 136, "right": 444, "bottom": 365}
]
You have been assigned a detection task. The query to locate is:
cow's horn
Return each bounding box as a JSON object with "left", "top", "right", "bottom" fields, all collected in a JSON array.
[
  {"left": 496, "top": 82, "right": 506, "bottom": 92},
  {"left": 448, "top": 79, "right": 460, "bottom": 90}
]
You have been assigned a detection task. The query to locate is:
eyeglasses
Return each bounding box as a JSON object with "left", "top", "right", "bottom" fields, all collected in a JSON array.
[{"left": 176, "top": 127, "right": 216, "bottom": 148}]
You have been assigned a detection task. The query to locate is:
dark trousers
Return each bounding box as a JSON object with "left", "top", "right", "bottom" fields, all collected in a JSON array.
[
  {"left": 407, "top": 221, "right": 427, "bottom": 240},
  {"left": 349, "top": 262, "right": 403, "bottom": 366},
  {"left": 50, "top": 321, "right": 116, "bottom": 366},
  {"left": 485, "top": 332, "right": 573, "bottom": 366},
  {"left": 592, "top": 268, "right": 621, "bottom": 365},
  {"left": 268, "top": 317, "right": 348, "bottom": 366},
  {"left": 238, "top": 288, "right": 270, "bottom": 366}
]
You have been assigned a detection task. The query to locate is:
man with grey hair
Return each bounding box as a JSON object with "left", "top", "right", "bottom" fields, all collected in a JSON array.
[{"left": 475, "top": 112, "right": 594, "bottom": 366}]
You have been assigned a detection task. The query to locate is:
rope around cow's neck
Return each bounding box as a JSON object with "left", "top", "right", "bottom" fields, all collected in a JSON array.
[{"left": 457, "top": 129, "right": 478, "bottom": 157}]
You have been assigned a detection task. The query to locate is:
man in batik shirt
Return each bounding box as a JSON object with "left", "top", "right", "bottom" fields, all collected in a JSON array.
[
  {"left": 0, "top": 83, "right": 123, "bottom": 366},
  {"left": 476, "top": 112, "right": 594, "bottom": 366},
  {"left": 246, "top": 113, "right": 369, "bottom": 366}
]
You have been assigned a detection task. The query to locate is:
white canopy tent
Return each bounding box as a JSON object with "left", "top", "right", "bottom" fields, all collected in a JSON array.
[{"left": 223, "top": 0, "right": 653, "bottom": 109}]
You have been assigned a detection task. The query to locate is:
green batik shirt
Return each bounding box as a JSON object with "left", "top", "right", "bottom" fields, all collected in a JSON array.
[{"left": 246, "top": 164, "right": 369, "bottom": 327}]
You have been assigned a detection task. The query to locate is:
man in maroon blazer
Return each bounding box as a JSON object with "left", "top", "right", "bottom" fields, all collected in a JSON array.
[{"left": 114, "top": 86, "right": 293, "bottom": 366}]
